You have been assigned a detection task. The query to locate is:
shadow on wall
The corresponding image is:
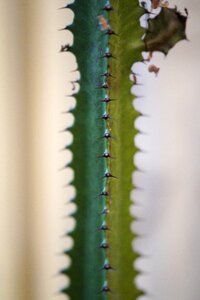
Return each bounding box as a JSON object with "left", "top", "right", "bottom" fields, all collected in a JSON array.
[{"left": 132, "top": 0, "right": 200, "bottom": 299}]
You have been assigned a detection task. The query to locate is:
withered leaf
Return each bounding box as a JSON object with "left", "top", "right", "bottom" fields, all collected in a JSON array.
[{"left": 144, "top": 7, "right": 188, "bottom": 55}]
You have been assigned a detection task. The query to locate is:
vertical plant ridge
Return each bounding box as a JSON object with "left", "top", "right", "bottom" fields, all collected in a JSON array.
[
  {"left": 60, "top": 0, "right": 108, "bottom": 299},
  {"left": 106, "top": 1, "right": 146, "bottom": 299}
]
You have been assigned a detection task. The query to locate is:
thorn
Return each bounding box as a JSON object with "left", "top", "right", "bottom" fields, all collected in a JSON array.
[
  {"left": 59, "top": 287, "right": 68, "bottom": 295},
  {"left": 59, "top": 128, "right": 70, "bottom": 133},
  {"left": 98, "top": 190, "right": 110, "bottom": 197},
  {"left": 135, "top": 83, "right": 144, "bottom": 86},
  {"left": 100, "top": 51, "right": 115, "bottom": 59},
  {"left": 100, "top": 262, "right": 114, "bottom": 271},
  {"left": 99, "top": 285, "right": 112, "bottom": 293},
  {"left": 133, "top": 185, "right": 145, "bottom": 191},
  {"left": 99, "top": 241, "right": 110, "bottom": 250},
  {"left": 58, "top": 26, "right": 69, "bottom": 31},
  {"left": 96, "top": 82, "right": 110, "bottom": 90},
  {"left": 58, "top": 6, "right": 68, "bottom": 9},
  {"left": 70, "top": 80, "right": 79, "bottom": 91},
  {"left": 130, "top": 71, "right": 138, "bottom": 84},
  {"left": 100, "top": 96, "right": 116, "bottom": 104},
  {"left": 102, "top": 4, "right": 114, "bottom": 12},
  {"left": 59, "top": 44, "right": 71, "bottom": 52},
  {"left": 59, "top": 144, "right": 70, "bottom": 152},
  {"left": 98, "top": 223, "right": 110, "bottom": 231},
  {"left": 140, "top": 112, "right": 151, "bottom": 117},
  {"left": 101, "top": 71, "right": 115, "bottom": 78},
  {"left": 102, "top": 130, "right": 112, "bottom": 139},
  {"left": 184, "top": 7, "right": 189, "bottom": 16},
  {"left": 103, "top": 172, "right": 117, "bottom": 179},
  {"left": 98, "top": 207, "right": 110, "bottom": 215},
  {"left": 70, "top": 69, "right": 78, "bottom": 73},
  {"left": 61, "top": 111, "right": 68, "bottom": 114},
  {"left": 58, "top": 164, "right": 68, "bottom": 171},
  {"left": 98, "top": 150, "right": 113, "bottom": 159},
  {"left": 135, "top": 95, "right": 145, "bottom": 99},
  {"left": 98, "top": 113, "right": 111, "bottom": 121},
  {"left": 140, "top": 1, "right": 146, "bottom": 8},
  {"left": 58, "top": 4, "right": 73, "bottom": 10},
  {"left": 59, "top": 268, "right": 67, "bottom": 275},
  {"left": 105, "top": 28, "right": 119, "bottom": 36}
]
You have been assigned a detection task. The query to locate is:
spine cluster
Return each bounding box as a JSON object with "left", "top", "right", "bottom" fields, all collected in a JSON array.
[{"left": 97, "top": 1, "right": 117, "bottom": 294}]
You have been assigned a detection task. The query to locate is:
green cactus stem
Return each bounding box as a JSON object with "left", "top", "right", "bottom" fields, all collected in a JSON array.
[{"left": 60, "top": 1, "right": 188, "bottom": 299}]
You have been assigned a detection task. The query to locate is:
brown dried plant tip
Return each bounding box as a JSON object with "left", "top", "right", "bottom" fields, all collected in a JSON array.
[
  {"left": 98, "top": 15, "right": 110, "bottom": 30},
  {"left": 151, "top": 0, "right": 160, "bottom": 9},
  {"left": 130, "top": 71, "right": 138, "bottom": 84},
  {"left": 148, "top": 64, "right": 160, "bottom": 76},
  {"left": 144, "top": 6, "right": 188, "bottom": 54},
  {"left": 151, "top": 0, "right": 169, "bottom": 9}
]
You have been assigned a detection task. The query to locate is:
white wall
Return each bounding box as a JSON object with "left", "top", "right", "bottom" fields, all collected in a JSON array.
[
  {"left": 0, "top": 1, "right": 28, "bottom": 299},
  {"left": 133, "top": 1, "right": 200, "bottom": 299}
]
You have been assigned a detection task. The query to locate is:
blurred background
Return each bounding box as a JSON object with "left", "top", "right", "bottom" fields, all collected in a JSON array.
[{"left": 0, "top": 0, "right": 199, "bottom": 299}]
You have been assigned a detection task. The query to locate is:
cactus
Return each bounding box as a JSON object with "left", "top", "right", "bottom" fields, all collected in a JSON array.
[{"left": 60, "top": 0, "right": 188, "bottom": 299}]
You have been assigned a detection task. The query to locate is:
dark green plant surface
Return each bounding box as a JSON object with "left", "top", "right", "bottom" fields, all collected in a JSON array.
[
  {"left": 62, "top": 1, "right": 145, "bottom": 299},
  {"left": 63, "top": 1, "right": 108, "bottom": 299}
]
